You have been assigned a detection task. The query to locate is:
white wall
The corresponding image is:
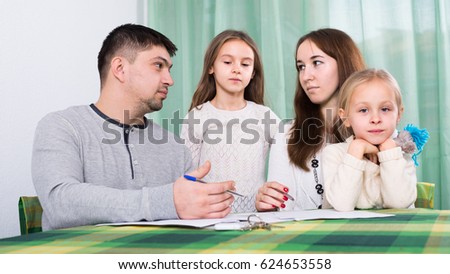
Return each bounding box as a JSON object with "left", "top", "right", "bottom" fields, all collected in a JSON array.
[{"left": 0, "top": 0, "right": 144, "bottom": 239}]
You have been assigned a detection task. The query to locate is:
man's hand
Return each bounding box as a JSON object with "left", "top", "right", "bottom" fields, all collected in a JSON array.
[{"left": 174, "top": 161, "right": 235, "bottom": 219}]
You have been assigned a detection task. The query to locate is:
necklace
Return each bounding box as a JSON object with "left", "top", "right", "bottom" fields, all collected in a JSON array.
[{"left": 312, "top": 155, "right": 323, "bottom": 209}]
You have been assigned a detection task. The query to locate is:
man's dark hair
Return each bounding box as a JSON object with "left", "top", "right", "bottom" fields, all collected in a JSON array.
[{"left": 97, "top": 24, "right": 177, "bottom": 87}]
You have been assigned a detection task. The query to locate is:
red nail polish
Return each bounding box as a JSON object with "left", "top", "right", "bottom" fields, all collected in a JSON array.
[
  {"left": 283, "top": 187, "right": 289, "bottom": 193},
  {"left": 281, "top": 203, "right": 286, "bottom": 208},
  {"left": 272, "top": 204, "right": 276, "bottom": 208},
  {"left": 283, "top": 196, "right": 288, "bottom": 201}
]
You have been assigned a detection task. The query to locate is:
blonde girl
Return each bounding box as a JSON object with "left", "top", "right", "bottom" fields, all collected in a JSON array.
[{"left": 323, "top": 68, "right": 417, "bottom": 211}]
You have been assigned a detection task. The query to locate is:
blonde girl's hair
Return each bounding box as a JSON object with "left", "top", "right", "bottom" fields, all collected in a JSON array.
[
  {"left": 189, "top": 30, "right": 265, "bottom": 110},
  {"left": 337, "top": 68, "right": 404, "bottom": 139}
]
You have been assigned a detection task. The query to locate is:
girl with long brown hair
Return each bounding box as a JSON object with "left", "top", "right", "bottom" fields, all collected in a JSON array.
[{"left": 181, "top": 30, "right": 280, "bottom": 213}]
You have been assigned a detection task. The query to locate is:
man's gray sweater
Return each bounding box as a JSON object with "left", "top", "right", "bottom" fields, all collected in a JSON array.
[{"left": 32, "top": 105, "right": 192, "bottom": 230}]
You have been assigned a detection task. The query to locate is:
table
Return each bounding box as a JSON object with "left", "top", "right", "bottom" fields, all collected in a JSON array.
[{"left": 1, "top": 209, "right": 449, "bottom": 254}]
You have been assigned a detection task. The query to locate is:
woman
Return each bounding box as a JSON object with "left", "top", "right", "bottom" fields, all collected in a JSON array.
[{"left": 256, "top": 28, "right": 366, "bottom": 211}]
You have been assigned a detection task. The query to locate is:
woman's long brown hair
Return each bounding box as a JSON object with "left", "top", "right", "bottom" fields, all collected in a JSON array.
[{"left": 288, "top": 28, "right": 366, "bottom": 171}]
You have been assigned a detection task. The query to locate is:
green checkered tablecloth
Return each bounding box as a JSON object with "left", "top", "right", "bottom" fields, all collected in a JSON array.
[{"left": 1, "top": 209, "right": 449, "bottom": 254}]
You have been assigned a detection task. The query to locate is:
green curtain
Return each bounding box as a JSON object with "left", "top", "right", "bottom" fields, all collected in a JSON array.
[{"left": 146, "top": 0, "right": 450, "bottom": 209}]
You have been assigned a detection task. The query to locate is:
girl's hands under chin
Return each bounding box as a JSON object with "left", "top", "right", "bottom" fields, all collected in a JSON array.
[
  {"left": 348, "top": 138, "right": 379, "bottom": 160},
  {"left": 378, "top": 138, "right": 397, "bottom": 151}
]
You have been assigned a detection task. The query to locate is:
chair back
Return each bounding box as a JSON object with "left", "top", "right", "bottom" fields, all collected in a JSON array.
[
  {"left": 18, "top": 196, "right": 43, "bottom": 235},
  {"left": 415, "top": 182, "right": 435, "bottom": 209}
]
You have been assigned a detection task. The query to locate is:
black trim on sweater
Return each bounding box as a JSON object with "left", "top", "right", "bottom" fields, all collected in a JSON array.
[{"left": 89, "top": 103, "right": 148, "bottom": 179}]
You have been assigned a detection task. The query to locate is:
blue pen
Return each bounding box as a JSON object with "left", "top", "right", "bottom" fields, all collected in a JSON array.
[{"left": 184, "top": 175, "right": 244, "bottom": 197}]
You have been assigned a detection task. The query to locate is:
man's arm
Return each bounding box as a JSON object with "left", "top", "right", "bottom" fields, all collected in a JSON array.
[{"left": 32, "top": 112, "right": 177, "bottom": 230}]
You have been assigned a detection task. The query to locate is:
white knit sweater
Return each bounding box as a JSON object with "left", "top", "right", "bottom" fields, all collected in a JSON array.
[
  {"left": 323, "top": 136, "right": 417, "bottom": 211},
  {"left": 181, "top": 101, "right": 280, "bottom": 213}
]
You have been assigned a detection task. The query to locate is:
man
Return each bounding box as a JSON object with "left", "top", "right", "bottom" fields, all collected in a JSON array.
[{"left": 32, "top": 24, "right": 235, "bottom": 230}]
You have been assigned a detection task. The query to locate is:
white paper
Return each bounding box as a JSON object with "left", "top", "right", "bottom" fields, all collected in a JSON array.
[
  {"left": 96, "top": 209, "right": 393, "bottom": 229},
  {"left": 222, "top": 211, "right": 295, "bottom": 224},
  {"left": 96, "top": 218, "right": 236, "bottom": 228},
  {"left": 274, "top": 209, "right": 394, "bottom": 221}
]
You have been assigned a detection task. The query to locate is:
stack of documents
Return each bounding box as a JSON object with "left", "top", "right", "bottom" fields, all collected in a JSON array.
[{"left": 97, "top": 209, "right": 394, "bottom": 230}]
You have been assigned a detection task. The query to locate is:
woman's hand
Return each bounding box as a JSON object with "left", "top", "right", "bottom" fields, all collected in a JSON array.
[{"left": 256, "top": 181, "right": 292, "bottom": 211}]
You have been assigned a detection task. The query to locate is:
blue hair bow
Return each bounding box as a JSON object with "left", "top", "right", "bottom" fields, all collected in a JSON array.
[{"left": 394, "top": 124, "right": 430, "bottom": 166}]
